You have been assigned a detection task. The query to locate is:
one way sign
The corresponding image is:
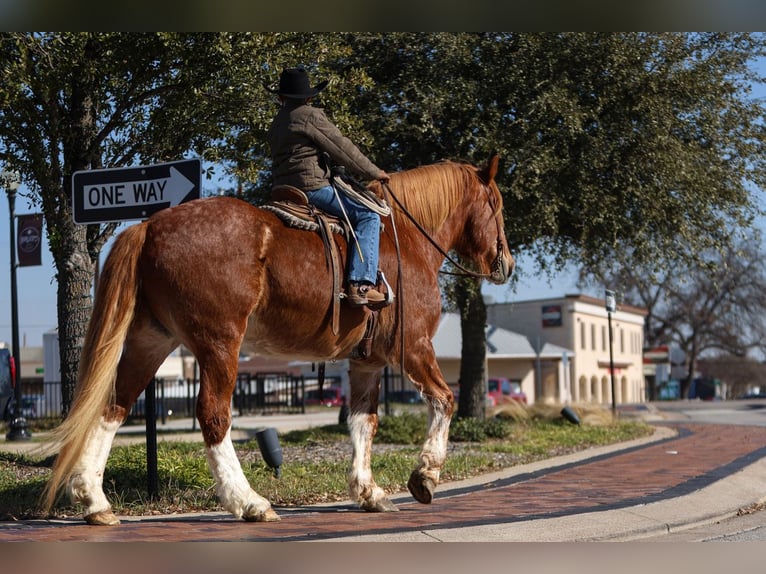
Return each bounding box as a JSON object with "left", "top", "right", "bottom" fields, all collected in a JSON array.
[{"left": 72, "top": 158, "right": 201, "bottom": 224}]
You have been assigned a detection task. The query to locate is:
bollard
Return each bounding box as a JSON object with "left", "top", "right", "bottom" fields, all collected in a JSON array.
[
  {"left": 561, "top": 406, "right": 581, "bottom": 425},
  {"left": 255, "top": 427, "right": 283, "bottom": 478}
]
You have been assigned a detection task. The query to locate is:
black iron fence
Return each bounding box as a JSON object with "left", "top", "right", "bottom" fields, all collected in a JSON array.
[{"left": 8, "top": 367, "right": 421, "bottom": 423}]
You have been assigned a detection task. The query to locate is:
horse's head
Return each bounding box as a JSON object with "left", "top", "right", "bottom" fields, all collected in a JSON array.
[
  {"left": 383, "top": 156, "right": 513, "bottom": 285},
  {"left": 456, "top": 155, "right": 514, "bottom": 284}
]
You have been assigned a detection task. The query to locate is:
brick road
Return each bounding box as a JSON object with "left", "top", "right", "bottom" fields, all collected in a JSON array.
[{"left": 2, "top": 423, "right": 765, "bottom": 542}]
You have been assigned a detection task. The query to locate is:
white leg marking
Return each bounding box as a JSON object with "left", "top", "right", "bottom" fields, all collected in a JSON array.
[
  {"left": 205, "top": 427, "right": 272, "bottom": 519},
  {"left": 347, "top": 411, "right": 390, "bottom": 507},
  {"left": 415, "top": 399, "right": 451, "bottom": 485},
  {"left": 348, "top": 413, "right": 374, "bottom": 496},
  {"left": 68, "top": 417, "right": 121, "bottom": 516}
]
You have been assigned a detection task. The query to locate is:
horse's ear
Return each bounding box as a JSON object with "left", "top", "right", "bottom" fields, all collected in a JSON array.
[{"left": 480, "top": 154, "right": 500, "bottom": 184}]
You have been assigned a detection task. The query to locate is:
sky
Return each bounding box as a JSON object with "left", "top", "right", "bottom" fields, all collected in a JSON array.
[{"left": 1, "top": 53, "right": 764, "bottom": 349}]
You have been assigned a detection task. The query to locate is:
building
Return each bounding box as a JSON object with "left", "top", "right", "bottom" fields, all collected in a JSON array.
[
  {"left": 487, "top": 294, "right": 648, "bottom": 405},
  {"left": 431, "top": 312, "right": 572, "bottom": 404}
]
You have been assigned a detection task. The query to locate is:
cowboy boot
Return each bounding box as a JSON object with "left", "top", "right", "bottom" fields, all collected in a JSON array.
[{"left": 347, "top": 282, "right": 386, "bottom": 307}]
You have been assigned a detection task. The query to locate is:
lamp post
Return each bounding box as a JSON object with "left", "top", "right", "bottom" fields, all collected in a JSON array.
[
  {"left": 2, "top": 169, "right": 31, "bottom": 441},
  {"left": 605, "top": 289, "right": 617, "bottom": 417}
]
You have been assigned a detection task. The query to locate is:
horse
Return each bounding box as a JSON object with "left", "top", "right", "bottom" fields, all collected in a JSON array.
[{"left": 42, "top": 154, "right": 513, "bottom": 525}]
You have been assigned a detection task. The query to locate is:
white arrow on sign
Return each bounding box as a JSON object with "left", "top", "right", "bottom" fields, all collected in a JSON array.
[{"left": 83, "top": 166, "right": 196, "bottom": 210}]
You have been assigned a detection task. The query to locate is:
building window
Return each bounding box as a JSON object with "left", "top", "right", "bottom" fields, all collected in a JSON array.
[
  {"left": 581, "top": 321, "right": 586, "bottom": 349},
  {"left": 620, "top": 328, "right": 625, "bottom": 353},
  {"left": 591, "top": 323, "right": 596, "bottom": 350},
  {"left": 602, "top": 325, "right": 607, "bottom": 351}
]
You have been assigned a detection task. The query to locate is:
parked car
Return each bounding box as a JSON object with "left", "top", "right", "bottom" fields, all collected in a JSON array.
[
  {"left": 487, "top": 377, "right": 527, "bottom": 405},
  {"left": 304, "top": 386, "right": 344, "bottom": 407}
]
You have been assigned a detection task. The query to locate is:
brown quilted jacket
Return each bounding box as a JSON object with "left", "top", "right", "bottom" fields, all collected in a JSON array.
[{"left": 267, "top": 100, "right": 383, "bottom": 191}]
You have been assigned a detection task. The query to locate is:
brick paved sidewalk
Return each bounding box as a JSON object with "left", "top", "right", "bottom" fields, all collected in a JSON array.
[{"left": 2, "top": 422, "right": 765, "bottom": 542}]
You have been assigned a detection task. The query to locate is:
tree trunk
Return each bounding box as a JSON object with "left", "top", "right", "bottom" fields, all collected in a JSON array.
[
  {"left": 646, "top": 377, "right": 658, "bottom": 401},
  {"left": 455, "top": 276, "right": 487, "bottom": 419},
  {"left": 54, "top": 223, "right": 94, "bottom": 416},
  {"left": 679, "top": 345, "right": 698, "bottom": 399}
]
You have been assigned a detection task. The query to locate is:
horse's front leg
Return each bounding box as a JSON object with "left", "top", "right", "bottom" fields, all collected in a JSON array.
[
  {"left": 347, "top": 365, "right": 398, "bottom": 512},
  {"left": 405, "top": 350, "right": 455, "bottom": 504}
]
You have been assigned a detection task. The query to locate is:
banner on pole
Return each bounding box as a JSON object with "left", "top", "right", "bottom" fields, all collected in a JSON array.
[{"left": 17, "top": 213, "right": 43, "bottom": 267}]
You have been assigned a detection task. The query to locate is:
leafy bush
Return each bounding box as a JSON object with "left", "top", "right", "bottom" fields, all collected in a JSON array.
[
  {"left": 449, "top": 416, "right": 513, "bottom": 442},
  {"left": 375, "top": 411, "right": 428, "bottom": 444}
]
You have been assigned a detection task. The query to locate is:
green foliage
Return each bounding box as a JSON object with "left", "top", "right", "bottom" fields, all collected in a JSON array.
[
  {"left": 346, "top": 32, "right": 766, "bottom": 270},
  {"left": 0, "top": 32, "right": 360, "bottom": 410},
  {"left": 449, "top": 416, "right": 514, "bottom": 442},
  {"left": 375, "top": 411, "right": 428, "bottom": 444}
]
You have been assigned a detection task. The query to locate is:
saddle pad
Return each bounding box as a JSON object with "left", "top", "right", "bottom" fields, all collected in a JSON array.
[{"left": 262, "top": 202, "right": 347, "bottom": 236}]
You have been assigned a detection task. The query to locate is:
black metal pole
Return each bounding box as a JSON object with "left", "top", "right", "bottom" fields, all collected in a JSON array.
[
  {"left": 145, "top": 378, "right": 158, "bottom": 499},
  {"left": 5, "top": 178, "right": 31, "bottom": 441},
  {"left": 608, "top": 310, "right": 616, "bottom": 416}
]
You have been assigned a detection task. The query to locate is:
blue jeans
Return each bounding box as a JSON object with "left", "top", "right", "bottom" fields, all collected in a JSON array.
[{"left": 308, "top": 185, "right": 380, "bottom": 284}]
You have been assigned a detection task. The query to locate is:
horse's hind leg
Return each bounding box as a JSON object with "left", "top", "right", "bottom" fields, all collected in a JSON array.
[
  {"left": 69, "top": 417, "right": 123, "bottom": 525},
  {"left": 194, "top": 345, "right": 279, "bottom": 522},
  {"left": 347, "top": 365, "right": 398, "bottom": 512},
  {"left": 70, "top": 309, "right": 178, "bottom": 525}
]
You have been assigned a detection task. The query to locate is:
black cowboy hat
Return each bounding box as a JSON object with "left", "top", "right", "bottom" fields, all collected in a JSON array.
[{"left": 264, "top": 67, "right": 329, "bottom": 99}]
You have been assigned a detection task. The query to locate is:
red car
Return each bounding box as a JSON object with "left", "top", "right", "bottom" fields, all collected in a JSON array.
[
  {"left": 487, "top": 377, "right": 527, "bottom": 405},
  {"left": 304, "top": 387, "right": 344, "bottom": 407}
]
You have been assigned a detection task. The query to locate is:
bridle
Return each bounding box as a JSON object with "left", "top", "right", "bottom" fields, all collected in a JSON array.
[{"left": 381, "top": 180, "right": 507, "bottom": 283}]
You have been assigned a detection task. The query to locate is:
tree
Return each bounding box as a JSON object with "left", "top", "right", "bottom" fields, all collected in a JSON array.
[
  {"left": 580, "top": 237, "right": 766, "bottom": 398},
  {"left": 697, "top": 355, "right": 766, "bottom": 399},
  {"left": 341, "top": 32, "right": 766, "bottom": 414},
  {"left": 0, "top": 32, "right": 354, "bottom": 412}
]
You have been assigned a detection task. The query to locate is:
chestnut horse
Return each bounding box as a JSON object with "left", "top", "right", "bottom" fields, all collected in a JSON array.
[{"left": 42, "top": 154, "right": 513, "bottom": 525}]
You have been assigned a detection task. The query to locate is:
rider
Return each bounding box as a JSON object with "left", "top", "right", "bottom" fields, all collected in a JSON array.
[{"left": 266, "top": 67, "right": 390, "bottom": 307}]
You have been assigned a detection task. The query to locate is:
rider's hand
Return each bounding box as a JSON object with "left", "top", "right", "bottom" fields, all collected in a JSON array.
[{"left": 378, "top": 170, "right": 390, "bottom": 184}]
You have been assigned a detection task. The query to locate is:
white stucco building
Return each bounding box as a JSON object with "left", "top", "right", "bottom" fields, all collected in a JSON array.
[{"left": 487, "top": 294, "right": 648, "bottom": 405}]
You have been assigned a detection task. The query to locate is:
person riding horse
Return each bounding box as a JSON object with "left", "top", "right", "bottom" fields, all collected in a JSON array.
[{"left": 266, "top": 67, "right": 390, "bottom": 307}]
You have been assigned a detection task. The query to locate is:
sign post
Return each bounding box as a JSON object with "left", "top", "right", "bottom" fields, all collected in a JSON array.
[
  {"left": 72, "top": 158, "right": 201, "bottom": 224},
  {"left": 605, "top": 289, "right": 617, "bottom": 416}
]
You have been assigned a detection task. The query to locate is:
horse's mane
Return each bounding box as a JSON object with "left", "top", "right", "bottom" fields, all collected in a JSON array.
[{"left": 382, "top": 161, "right": 477, "bottom": 233}]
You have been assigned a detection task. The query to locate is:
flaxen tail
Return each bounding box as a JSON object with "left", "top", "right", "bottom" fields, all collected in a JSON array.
[{"left": 41, "top": 222, "right": 148, "bottom": 514}]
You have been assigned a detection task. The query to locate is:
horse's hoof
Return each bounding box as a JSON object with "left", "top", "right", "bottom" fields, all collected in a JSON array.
[
  {"left": 84, "top": 510, "right": 121, "bottom": 526},
  {"left": 361, "top": 497, "right": 399, "bottom": 512},
  {"left": 407, "top": 471, "right": 435, "bottom": 504},
  {"left": 243, "top": 507, "right": 281, "bottom": 522}
]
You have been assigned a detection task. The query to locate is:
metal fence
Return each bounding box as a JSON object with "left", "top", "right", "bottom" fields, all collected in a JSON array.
[{"left": 9, "top": 367, "right": 421, "bottom": 423}]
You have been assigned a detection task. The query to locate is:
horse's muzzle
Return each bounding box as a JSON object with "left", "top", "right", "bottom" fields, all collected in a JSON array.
[{"left": 489, "top": 244, "right": 514, "bottom": 285}]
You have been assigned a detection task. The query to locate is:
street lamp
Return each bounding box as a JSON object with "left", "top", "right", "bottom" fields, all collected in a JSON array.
[
  {"left": 605, "top": 289, "right": 617, "bottom": 417},
  {"left": 2, "top": 168, "right": 31, "bottom": 441}
]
